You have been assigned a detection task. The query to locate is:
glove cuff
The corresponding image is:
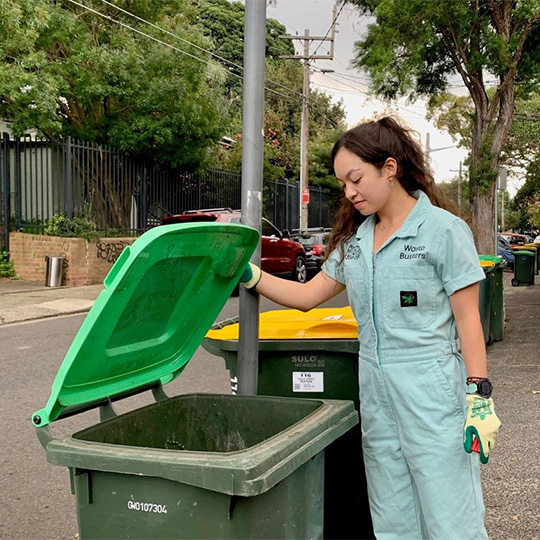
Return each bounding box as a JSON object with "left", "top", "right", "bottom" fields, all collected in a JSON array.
[{"left": 243, "top": 263, "right": 262, "bottom": 290}]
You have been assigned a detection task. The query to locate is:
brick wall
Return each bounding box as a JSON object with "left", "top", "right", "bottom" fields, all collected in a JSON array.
[{"left": 9, "top": 233, "right": 136, "bottom": 286}]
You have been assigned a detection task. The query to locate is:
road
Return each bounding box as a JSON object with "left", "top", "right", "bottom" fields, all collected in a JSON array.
[{"left": 0, "top": 291, "right": 348, "bottom": 540}]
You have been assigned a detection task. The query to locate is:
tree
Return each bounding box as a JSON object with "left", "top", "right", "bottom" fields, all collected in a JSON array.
[
  {"left": 438, "top": 177, "right": 471, "bottom": 216},
  {"left": 512, "top": 157, "right": 540, "bottom": 228},
  {"left": 0, "top": 0, "right": 229, "bottom": 170},
  {"left": 348, "top": 0, "right": 540, "bottom": 252}
]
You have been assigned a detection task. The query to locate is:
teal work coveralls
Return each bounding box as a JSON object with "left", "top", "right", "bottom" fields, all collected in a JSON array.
[{"left": 323, "top": 191, "right": 488, "bottom": 540}]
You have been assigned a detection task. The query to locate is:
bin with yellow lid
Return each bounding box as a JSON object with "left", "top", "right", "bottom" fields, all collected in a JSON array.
[
  {"left": 523, "top": 243, "right": 540, "bottom": 275},
  {"left": 203, "top": 307, "right": 373, "bottom": 540}
]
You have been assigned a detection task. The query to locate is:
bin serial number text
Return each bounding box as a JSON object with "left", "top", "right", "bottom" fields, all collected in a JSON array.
[{"left": 127, "top": 501, "right": 168, "bottom": 514}]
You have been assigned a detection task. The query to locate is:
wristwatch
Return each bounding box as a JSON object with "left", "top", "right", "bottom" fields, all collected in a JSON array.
[{"left": 466, "top": 378, "right": 493, "bottom": 398}]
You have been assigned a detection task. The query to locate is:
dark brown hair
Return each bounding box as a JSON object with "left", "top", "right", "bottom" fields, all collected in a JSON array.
[{"left": 325, "top": 117, "right": 455, "bottom": 259}]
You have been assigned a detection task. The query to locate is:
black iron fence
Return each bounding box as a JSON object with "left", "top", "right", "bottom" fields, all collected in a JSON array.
[{"left": 0, "top": 134, "right": 335, "bottom": 251}]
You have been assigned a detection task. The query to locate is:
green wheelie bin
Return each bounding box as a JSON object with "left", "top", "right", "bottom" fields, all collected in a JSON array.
[
  {"left": 204, "top": 307, "right": 374, "bottom": 540},
  {"left": 478, "top": 259, "right": 493, "bottom": 345},
  {"left": 524, "top": 243, "right": 540, "bottom": 275},
  {"left": 512, "top": 250, "right": 535, "bottom": 286},
  {"left": 33, "top": 223, "right": 359, "bottom": 540},
  {"left": 479, "top": 255, "right": 506, "bottom": 344}
]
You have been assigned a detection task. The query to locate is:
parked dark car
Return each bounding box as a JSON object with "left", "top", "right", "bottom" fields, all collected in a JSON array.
[
  {"left": 161, "top": 208, "right": 307, "bottom": 282},
  {"left": 291, "top": 227, "right": 332, "bottom": 277}
]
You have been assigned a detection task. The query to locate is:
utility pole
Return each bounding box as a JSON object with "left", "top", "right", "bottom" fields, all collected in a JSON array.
[
  {"left": 280, "top": 4, "right": 337, "bottom": 230},
  {"left": 496, "top": 167, "right": 507, "bottom": 253},
  {"left": 458, "top": 161, "right": 462, "bottom": 212}
]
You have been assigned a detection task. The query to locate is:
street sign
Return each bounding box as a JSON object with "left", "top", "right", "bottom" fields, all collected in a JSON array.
[
  {"left": 498, "top": 167, "right": 507, "bottom": 190},
  {"left": 302, "top": 189, "right": 310, "bottom": 204}
]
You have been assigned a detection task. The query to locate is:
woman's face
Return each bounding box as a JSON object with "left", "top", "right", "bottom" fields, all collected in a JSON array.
[{"left": 333, "top": 148, "right": 395, "bottom": 216}]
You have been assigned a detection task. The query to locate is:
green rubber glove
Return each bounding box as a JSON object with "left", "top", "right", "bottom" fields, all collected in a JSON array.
[
  {"left": 463, "top": 394, "right": 501, "bottom": 464},
  {"left": 239, "top": 262, "right": 261, "bottom": 290}
]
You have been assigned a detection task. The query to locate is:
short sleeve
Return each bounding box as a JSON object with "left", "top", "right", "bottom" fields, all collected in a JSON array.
[
  {"left": 435, "top": 218, "right": 485, "bottom": 296},
  {"left": 322, "top": 246, "right": 346, "bottom": 285}
]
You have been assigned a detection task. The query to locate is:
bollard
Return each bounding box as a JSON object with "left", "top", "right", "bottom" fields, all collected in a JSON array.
[{"left": 44, "top": 256, "right": 63, "bottom": 287}]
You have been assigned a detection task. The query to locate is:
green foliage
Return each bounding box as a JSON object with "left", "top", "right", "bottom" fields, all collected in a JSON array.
[
  {"left": 44, "top": 212, "right": 99, "bottom": 241},
  {"left": 309, "top": 129, "right": 343, "bottom": 190},
  {"left": 512, "top": 157, "right": 540, "bottom": 228},
  {"left": 438, "top": 177, "right": 471, "bottom": 216},
  {"left": 349, "top": 0, "right": 540, "bottom": 100},
  {"left": 469, "top": 141, "right": 498, "bottom": 195},
  {"left": 0, "top": 0, "right": 229, "bottom": 170},
  {"left": 0, "top": 0, "right": 347, "bottom": 182},
  {"left": 0, "top": 251, "right": 17, "bottom": 278}
]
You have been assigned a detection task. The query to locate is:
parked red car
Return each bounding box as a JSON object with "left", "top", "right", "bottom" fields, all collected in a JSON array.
[{"left": 161, "top": 208, "right": 307, "bottom": 282}]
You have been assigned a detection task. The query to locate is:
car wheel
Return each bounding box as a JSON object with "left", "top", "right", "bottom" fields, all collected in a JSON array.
[{"left": 291, "top": 255, "right": 307, "bottom": 283}]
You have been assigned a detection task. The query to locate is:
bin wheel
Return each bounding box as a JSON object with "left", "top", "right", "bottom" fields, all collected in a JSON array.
[
  {"left": 511, "top": 278, "right": 520, "bottom": 287},
  {"left": 486, "top": 332, "right": 494, "bottom": 347}
]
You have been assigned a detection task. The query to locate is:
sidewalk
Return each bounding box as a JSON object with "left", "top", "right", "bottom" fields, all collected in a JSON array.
[{"left": 0, "top": 279, "right": 104, "bottom": 325}]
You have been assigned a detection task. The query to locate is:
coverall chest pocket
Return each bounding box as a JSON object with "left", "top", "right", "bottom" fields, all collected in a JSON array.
[
  {"left": 382, "top": 266, "right": 436, "bottom": 328},
  {"left": 344, "top": 263, "right": 370, "bottom": 325}
]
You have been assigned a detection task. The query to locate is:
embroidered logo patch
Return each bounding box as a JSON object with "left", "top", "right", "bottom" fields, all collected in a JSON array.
[
  {"left": 400, "top": 291, "right": 418, "bottom": 307},
  {"left": 345, "top": 245, "right": 362, "bottom": 260}
]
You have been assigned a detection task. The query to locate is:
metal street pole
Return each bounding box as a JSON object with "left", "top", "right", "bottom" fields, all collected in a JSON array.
[
  {"left": 299, "top": 30, "right": 310, "bottom": 230},
  {"left": 237, "top": 0, "right": 266, "bottom": 395},
  {"left": 458, "top": 161, "right": 462, "bottom": 212}
]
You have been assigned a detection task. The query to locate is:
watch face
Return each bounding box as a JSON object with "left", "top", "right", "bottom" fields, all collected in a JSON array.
[{"left": 478, "top": 379, "right": 493, "bottom": 396}]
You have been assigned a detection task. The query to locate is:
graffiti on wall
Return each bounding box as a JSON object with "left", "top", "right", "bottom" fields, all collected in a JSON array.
[{"left": 96, "top": 241, "right": 131, "bottom": 264}]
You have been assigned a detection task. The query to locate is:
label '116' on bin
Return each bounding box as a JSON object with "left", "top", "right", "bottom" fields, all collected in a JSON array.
[{"left": 292, "top": 372, "right": 324, "bottom": 392}]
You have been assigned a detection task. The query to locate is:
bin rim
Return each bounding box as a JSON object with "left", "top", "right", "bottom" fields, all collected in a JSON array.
[{"left": 32, "top": 223, "right": 259, "bottom": 428}]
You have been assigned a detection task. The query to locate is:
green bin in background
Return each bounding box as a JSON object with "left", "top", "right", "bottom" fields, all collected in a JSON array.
[
  {"left": 478, "top": 259, "right": 493, "bottom": 345},
  {"left": 512, "top": 250, "right": 535, "bottom": 286},
  {"left": 204, "top": 307, "right": 374, "bottom": 540},
  {"left": 479, "top": 255, "right": 505, "bottom": 344},
  {"left": 523, "top": 243, "right": 540, "bottom": 275},
  {"left": 33, "top": 223, "right": 358, "bottom": 540}
]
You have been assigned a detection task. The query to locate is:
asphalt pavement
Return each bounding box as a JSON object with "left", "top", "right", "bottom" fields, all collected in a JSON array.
[{"left": 0, "top": 271, "right": 539, "bottom": 539}]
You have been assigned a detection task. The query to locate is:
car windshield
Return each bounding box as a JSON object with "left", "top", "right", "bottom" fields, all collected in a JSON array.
[{"left": 292, "top": 235, "right": 319, "bottom": 247}]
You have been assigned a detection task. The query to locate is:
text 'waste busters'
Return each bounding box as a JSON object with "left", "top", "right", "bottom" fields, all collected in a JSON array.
[{"left": 293, "top": 372, "right": 324, "bottom": 392}]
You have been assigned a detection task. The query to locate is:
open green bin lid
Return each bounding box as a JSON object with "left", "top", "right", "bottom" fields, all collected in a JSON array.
[{"left": 33, "top": 222, "right": 259, "bottom": 428}]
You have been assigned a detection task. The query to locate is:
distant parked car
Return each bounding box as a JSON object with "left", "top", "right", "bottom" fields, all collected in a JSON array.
[
  {"left": 161, "top": 208, "right": 307, "bottom": 282},
  {"left": 291, "top": 228, "right": 332, "bottom": 277},
  {"left": 500, "top": 232, "right": 531, "bottom": 245},
  {"left": 498, "top": 235, "right": 514, "bottom": 270}
]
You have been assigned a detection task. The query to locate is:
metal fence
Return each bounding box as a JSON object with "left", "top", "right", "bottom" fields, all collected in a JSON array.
[{"left": 0, "top": 134, "right": 335, "bottom": 251}]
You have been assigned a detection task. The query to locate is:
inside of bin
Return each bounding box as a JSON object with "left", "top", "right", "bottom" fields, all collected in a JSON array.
[{"left": 73, "top": 394, "right": 322, "bottom": 453}]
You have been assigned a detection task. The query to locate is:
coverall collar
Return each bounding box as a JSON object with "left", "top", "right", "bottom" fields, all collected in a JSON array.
[{"left": 355, "top": 190, "right": 432, "bottom": 241}]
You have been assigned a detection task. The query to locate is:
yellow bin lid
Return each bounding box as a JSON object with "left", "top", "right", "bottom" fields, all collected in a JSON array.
[
  {"left": 479, "top": 260, "right": 495, "bottom": 268},
  {"left": 206, "top": 306, "right": 358, "bottom": 340}
]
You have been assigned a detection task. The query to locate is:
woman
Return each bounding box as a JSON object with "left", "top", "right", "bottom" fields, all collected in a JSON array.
[{"left": 241, "top": 117, "right": 501, "bottom": 539}]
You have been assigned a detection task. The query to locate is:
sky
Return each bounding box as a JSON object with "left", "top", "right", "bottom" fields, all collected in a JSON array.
[{"left": 264, "top": 0, "right": 522, "bottom": 197}]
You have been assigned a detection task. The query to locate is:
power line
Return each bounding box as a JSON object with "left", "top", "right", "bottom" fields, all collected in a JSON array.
[
  {"left": 309, "top": 2, "right": 346, "bottom": 60},
  {"left": 63, "top": 0, "right": 342, "bottom": 127},
  {"left": 63, "top": 0, "right": 304, "bottom": 104},
  {"left": 96, "top": 0, "right": 304, "bottom": 99}
]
